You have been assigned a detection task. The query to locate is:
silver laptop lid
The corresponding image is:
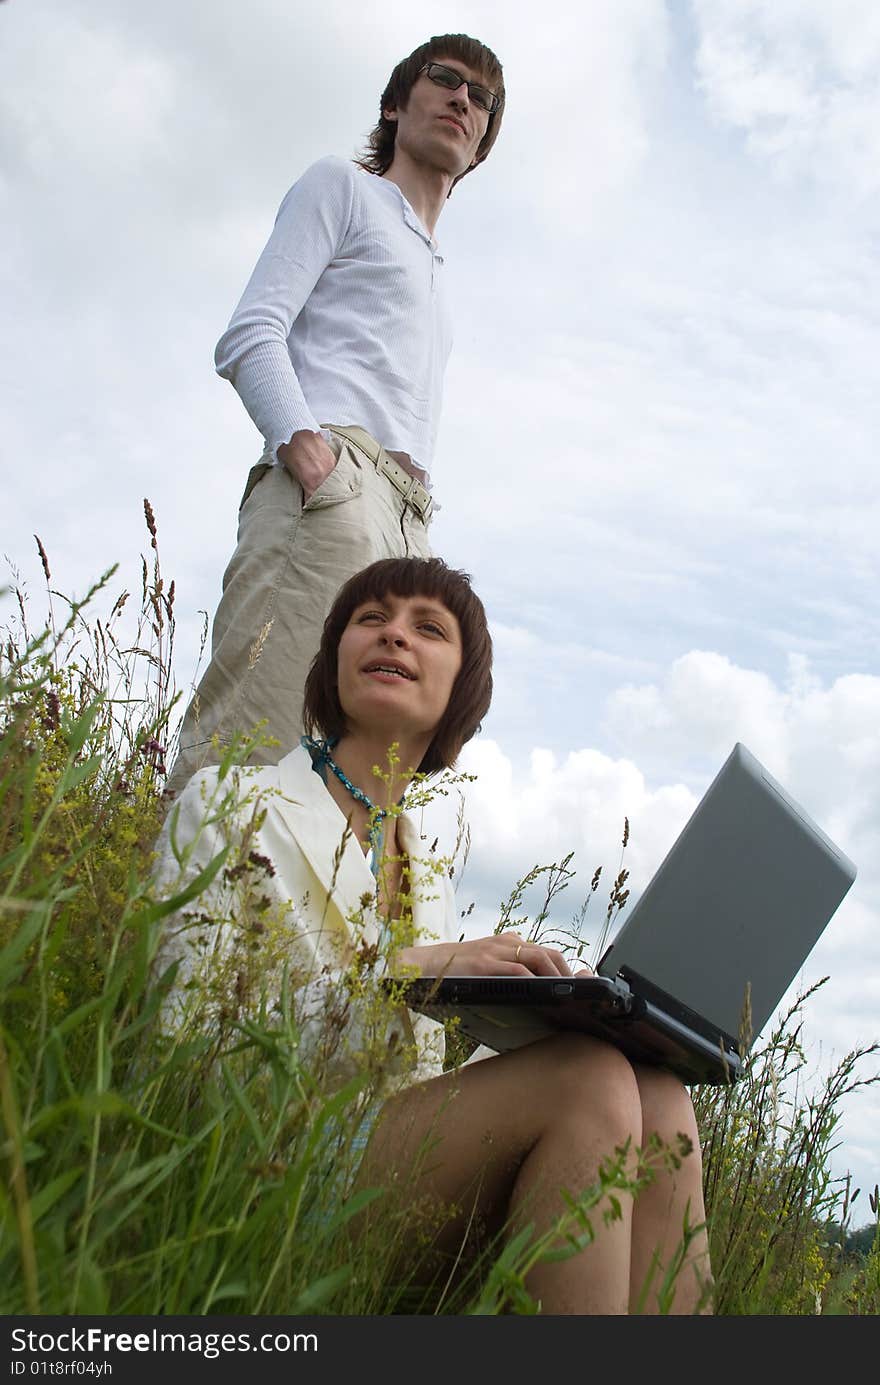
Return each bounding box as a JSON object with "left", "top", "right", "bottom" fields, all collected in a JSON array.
[{"left": 596, "top": 743, "right": 857, "bottom": 1045}]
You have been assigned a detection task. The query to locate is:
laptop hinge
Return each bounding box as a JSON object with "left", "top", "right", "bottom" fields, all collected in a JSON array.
[{"left": 617, "top": 966, "right": 740, "bottom": 1056}]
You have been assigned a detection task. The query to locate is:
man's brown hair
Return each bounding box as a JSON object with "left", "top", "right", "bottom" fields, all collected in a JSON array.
[
  {"left": 357, "top": 34, "right": 505, "bottom": 193},
  {"left": 303, "top": 557, "right": 493, "bottom": 774}
]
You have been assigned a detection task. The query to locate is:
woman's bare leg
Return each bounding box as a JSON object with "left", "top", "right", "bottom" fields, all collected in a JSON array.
[
  {"left": 628, "top": 1066, "right": 713, "bottom": 1314},
  {"left": 356, "top": 1033, "right": 646, "bottom": 1314}
]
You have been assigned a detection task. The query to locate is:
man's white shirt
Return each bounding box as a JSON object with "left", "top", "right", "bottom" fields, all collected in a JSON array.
[{"left": 214, "top": 156, "right": 453, "bottom": 479}]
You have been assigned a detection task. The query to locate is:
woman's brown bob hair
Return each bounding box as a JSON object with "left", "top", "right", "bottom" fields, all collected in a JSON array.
[
  {"left": 356, "top": 33, "right": 505, "bottom": 194},
  {"left": 303, "top": 557, "right": 493, "bottom": 775}
]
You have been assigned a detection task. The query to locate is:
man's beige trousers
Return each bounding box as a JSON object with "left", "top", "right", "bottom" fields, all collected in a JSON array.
[{"left": 165, "top": 427, "right": 433, "bottom": 798}]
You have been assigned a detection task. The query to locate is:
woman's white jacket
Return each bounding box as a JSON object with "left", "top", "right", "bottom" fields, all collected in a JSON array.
[{"left": 152, "top": 744, "right": 482, "bottom": 1088}]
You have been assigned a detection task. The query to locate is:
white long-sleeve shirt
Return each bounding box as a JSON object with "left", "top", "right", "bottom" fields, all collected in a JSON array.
[{"left": 214, "top": 156, "right": 453, "bottom": 477}]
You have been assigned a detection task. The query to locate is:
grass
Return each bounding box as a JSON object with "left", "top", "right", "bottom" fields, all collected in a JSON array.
[{"left": 1, "top": 504, "right": 878, "bottom": 1315}]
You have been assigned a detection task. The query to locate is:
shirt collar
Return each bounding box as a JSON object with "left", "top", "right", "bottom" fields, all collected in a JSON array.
[
  {"left": 400, "top": 197, "right": 437, "bottom": 250},
  {"left": 369, "top": 172, "right": 440, "bottom": 253}
]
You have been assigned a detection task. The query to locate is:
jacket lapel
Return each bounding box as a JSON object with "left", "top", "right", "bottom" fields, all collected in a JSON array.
[
  {"left": 273, "top": 746, "right": 450, "bottom": 949},
  {"left": 275, "top": 746, "right": 378, "bottom": 937},
  {"left": 397, "top": 813, "right": 451, "bottom": 943}
]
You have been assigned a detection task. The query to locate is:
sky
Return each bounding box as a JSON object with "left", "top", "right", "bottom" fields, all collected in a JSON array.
[{"left": 2, "top": 0, "right": 879, "bottom": 1224}]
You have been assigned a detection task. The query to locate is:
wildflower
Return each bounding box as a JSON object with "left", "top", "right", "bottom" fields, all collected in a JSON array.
[
  {"left": 248, "top": 850, "right": 276, "bottom": 877},
  {"left": 139, "top": 737, "right": 168, "bottom": 775}
]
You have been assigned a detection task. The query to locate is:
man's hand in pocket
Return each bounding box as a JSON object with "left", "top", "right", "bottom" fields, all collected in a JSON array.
[{"left": 278, "top": 430, "right": 337, "bottom": 501}]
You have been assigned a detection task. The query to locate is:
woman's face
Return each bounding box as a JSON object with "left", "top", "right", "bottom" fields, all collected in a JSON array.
[{"left": 336, "top": 590, "right": 463, "bottom": 743}]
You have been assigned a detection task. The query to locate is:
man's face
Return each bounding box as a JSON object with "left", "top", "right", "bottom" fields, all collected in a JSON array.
[{"left": 385, "top": 55, "right": 494, "bottom": 180}]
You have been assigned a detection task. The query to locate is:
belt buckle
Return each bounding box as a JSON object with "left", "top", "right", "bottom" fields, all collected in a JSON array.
[{"left": 409, "top": 483, "right": 433, "bottom": 521}]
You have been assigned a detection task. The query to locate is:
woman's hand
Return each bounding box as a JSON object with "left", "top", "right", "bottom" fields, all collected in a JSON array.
[{"left": 393, "top": 931, "right": 575, "bottom": 979}]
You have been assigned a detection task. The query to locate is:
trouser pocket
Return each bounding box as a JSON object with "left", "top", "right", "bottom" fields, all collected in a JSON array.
[
  {"left": 301, "top": 442, "right": 364, "bottom": 511},
  {"left": 238, "top": 460, "right": 273, "bottom": 510}
]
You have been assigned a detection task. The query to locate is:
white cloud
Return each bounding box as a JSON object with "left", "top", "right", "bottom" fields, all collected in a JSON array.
[
  {"left": 456, "top": 738, "right": 693, "bottom": 898},
  {"left": 603, "top": 650, "right": 880, "bottom": 853},
  {"left": 691, "top": 0, "right": 880, "bottom": 198},
  {"left": 447, "top": 649, "right": 879, "bottom": 945}
]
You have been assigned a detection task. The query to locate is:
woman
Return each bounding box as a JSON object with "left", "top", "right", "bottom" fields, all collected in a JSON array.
[{"left": 154, "top": 556, "right": 712, "bottom": 1314}]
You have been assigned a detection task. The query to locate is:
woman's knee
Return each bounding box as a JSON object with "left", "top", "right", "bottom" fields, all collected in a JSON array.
[{"left": 533, "top": 1033, "right": 644, "bottom": 1143}]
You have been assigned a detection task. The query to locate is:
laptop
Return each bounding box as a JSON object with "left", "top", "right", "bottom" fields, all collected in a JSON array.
[{"left": 391, "top": 743, "right": 857, "bottom": 1084}]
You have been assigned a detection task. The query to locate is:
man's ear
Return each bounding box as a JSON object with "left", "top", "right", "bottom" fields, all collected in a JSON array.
[{"left": 383, "top": 104, "right": 398, "bottom": 124}]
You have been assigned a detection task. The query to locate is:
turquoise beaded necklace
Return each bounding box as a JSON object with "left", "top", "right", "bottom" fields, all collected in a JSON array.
[{"left": 301, "top": 735, "right": 397, "bottom": 878}]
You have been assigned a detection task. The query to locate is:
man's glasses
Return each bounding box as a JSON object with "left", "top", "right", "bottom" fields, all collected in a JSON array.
[{"left": 420, "top": 62, "right": 501, "bottom": 115}]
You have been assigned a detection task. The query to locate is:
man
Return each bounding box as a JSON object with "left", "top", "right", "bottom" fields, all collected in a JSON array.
[{"left": 165, "top": 33, "right": 505, "bottom": 798}]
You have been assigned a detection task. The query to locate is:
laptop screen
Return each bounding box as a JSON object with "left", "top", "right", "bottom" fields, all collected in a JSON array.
[{"left": 595, "top": 743, "right": 856, "bottom": 1044}]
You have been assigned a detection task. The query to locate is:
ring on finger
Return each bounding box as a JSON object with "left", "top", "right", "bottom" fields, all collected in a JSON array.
[{"left": 515, "top": 943, "right": 523, "bottom": 962}]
